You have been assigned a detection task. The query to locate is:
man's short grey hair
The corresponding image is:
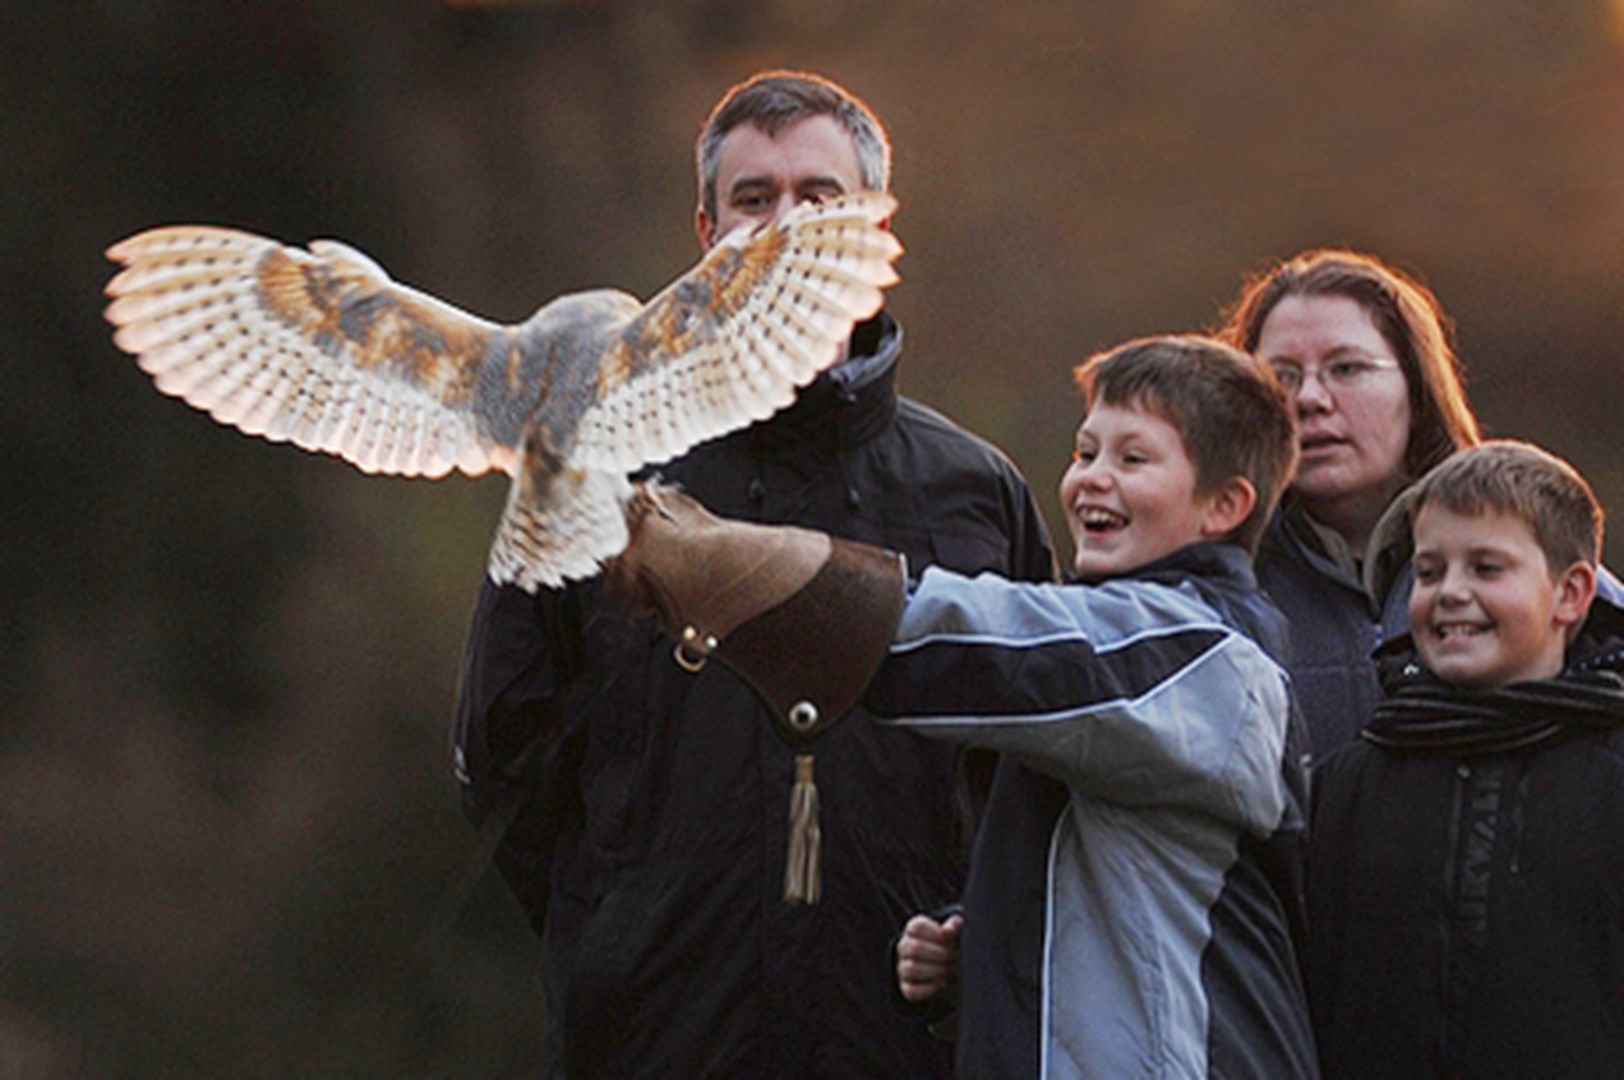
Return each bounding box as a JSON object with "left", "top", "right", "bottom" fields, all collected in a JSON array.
[{"left": 696, "top": 70, "right": 891, "bottom": 223}]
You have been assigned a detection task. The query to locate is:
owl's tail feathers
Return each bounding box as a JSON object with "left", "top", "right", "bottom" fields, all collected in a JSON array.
[{"left": 486, "top": 467, "right": 632, "bottom": 592}]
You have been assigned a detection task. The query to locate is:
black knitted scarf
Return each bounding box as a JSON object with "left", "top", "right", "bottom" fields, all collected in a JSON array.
[{"left": 1365, "top": 662, "right": 1624, "bottom": 756}]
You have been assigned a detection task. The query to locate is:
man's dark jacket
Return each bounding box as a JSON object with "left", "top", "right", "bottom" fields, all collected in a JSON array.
[
  {"left": 1305, "top": 598, "right": 1624, "bottom": 1078},
  {"left": 454, "top": 314, "right": 1055, "bottom": 1078}
]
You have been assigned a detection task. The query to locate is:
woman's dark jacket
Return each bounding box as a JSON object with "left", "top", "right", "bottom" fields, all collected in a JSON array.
[
  {"left": 1255, "top": 496, "right": 1412, "bottom": 765},
  {"left": 1304, "top": 598, "right": 1624, "bottom": 1078},
  {"left": 453, "top": 314, "right": 1056, "bottom": 1078}
]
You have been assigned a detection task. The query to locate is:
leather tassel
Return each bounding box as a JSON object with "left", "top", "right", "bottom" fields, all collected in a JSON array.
[{"left": 784, "top": 753, "right": 822, "bottom": 904}]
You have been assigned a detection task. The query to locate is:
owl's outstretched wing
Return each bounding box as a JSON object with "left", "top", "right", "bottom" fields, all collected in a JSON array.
[
  {"left": 567, "top": 191, "right": 902, "bottom": 474},
  {"left": 105, "top": 194, "right": 903, "bottom": 593},
  {"left": 104, "top": 227, "right": 526, "bottom": 479}
]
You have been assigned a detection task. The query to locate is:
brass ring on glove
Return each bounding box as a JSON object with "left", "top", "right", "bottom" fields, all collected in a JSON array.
[{"left": 674, "top": 626, "right": 718, "bottom": 673}]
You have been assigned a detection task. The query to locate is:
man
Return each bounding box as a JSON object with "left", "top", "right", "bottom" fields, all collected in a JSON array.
[{"left": 453, "top": 70, "right": 1054, "bottom": 1077}]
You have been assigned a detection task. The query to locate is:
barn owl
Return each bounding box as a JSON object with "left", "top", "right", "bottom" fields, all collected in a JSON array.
[{"left": 104, "top": 193, "right": 901, "bottom": 590}]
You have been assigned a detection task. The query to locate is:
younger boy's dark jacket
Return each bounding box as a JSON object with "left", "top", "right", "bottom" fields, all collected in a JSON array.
[{"left": 1305, "top": 598, "right": 1624, "bottom": 1079}]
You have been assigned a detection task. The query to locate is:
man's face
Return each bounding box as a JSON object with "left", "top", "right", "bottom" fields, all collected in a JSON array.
[
  {"left": 1409, "top": 503, "right": 1586, "bottom": 688},
  {"left": 698, "top": 115, "right": 865, "bottom": 249}
]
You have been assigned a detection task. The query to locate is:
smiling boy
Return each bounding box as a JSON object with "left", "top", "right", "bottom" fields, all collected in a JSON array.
[
  {"left": 611, "top": 335, "right": 1319, "bottom": 1076},
  {"left": 1304, "top": 440, "right": 1624, "bottom": 1078},
  {"left": 1408, "top": 493, "right": 1592, "bottom": 690}
]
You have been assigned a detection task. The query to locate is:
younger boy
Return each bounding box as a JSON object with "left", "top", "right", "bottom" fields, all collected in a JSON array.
[
  {"left": 613, "top": 336, "right": 1318, "bottom": 1076},
  {"left": 1304, "top": 440, "right": 1624, "bottom": 1078}
]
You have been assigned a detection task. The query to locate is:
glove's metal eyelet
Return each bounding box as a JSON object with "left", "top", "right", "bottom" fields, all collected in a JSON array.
[
  {"left": 788, "top": 700, "right": 819, "bottom": 732},
  {"left": 674, "top": 626, "right": 718, "bottom": 673}
]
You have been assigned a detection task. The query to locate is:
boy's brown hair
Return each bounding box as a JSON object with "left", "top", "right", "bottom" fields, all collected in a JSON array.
[
  {"left": 1073, "top": 335, "right": 1298, "bottom": 555},
  {"left": 1407, "top": 440, "right": 1605, "bottom": 574}
]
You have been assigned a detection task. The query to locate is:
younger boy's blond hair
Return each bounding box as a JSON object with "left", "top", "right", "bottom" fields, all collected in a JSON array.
[{"left": 1407, "top": 440, "right": 1605, "bottom": 574}]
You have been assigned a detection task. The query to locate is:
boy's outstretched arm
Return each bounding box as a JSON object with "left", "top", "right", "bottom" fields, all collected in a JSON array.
[
  {"left": 607, "top": 483, "right": 1288, "bottom": 827},
  {"left": 896, "top": 912, "right": 963, "bottom": 1003}
]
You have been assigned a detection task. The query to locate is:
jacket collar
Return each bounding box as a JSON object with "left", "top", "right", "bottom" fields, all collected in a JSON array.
[
  {"left": 1066, "top": 540, "right": 1256, "bottom": 589},
  {"left": 1116, "top": 541, "right": 1259, "bottom": 591},
  {"left": 753, "top": 312, "right": 901, "bottom": 450},
  {"left": 1262, "top": 492, "right": 1415, "bottom": 614},
  {"left": 1264, "top": 497, "right": 1359, "bottom": 588},
  {"left": 1070, "top": 542, "right": 1289, "bottom": 662},
  {"left": 1362, "top": 480, "right": 1422, "bottom": 601}
]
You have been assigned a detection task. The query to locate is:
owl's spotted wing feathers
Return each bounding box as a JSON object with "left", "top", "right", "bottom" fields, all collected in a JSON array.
[
  {"left": 569, "top": 192, "right": 901, "bottom": 473},
  {"left": 105, "top": 226, "right": 515, "bottom": 479},
  {"left": 104, "top": 192, "right": 903, "bottom": 591}
]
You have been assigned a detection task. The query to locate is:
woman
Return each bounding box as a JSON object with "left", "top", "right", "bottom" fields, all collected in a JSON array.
[{"left": 1219, "top": 249, "right": 1481, "bottom": 761}]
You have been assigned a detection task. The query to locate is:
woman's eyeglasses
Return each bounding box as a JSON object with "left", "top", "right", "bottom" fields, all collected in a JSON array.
[{"left": 1270, "top": 356, "right": 1400, "bottom": 394}]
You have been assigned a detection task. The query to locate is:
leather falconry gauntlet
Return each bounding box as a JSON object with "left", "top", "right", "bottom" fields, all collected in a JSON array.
[
  {"left": 608, "top": 482, "right": 906, "bottom": 747},
  {"left": 608, "top": 482, "right": 907, "bottom": 904}
]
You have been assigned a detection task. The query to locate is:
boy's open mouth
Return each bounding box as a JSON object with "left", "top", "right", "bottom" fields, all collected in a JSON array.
[
  {"left": 1080, "top": 508, "right": 1128, "bottom": 533},
  {"left": 1433, "top": 621, "right": 1490, "bottom": 640}
]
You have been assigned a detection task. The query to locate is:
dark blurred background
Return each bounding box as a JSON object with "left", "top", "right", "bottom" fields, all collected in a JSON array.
[{"left": 5, "top": 1, "right": 1621, "bottom": 1074}]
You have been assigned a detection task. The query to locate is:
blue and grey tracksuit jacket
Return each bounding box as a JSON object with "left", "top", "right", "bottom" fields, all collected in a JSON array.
[{"left": 867, "top": 544, "right": 1318, "bottom": 1078}]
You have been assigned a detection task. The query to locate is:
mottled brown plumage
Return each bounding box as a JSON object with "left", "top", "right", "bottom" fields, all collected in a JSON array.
[{"left": 105, "top": 193, "right": 901, "bottom": 589}]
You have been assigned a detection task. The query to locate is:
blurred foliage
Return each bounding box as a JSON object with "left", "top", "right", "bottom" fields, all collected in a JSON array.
[{"left": 4, "top": 0, "right": 1622, "bottom": 1073}]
